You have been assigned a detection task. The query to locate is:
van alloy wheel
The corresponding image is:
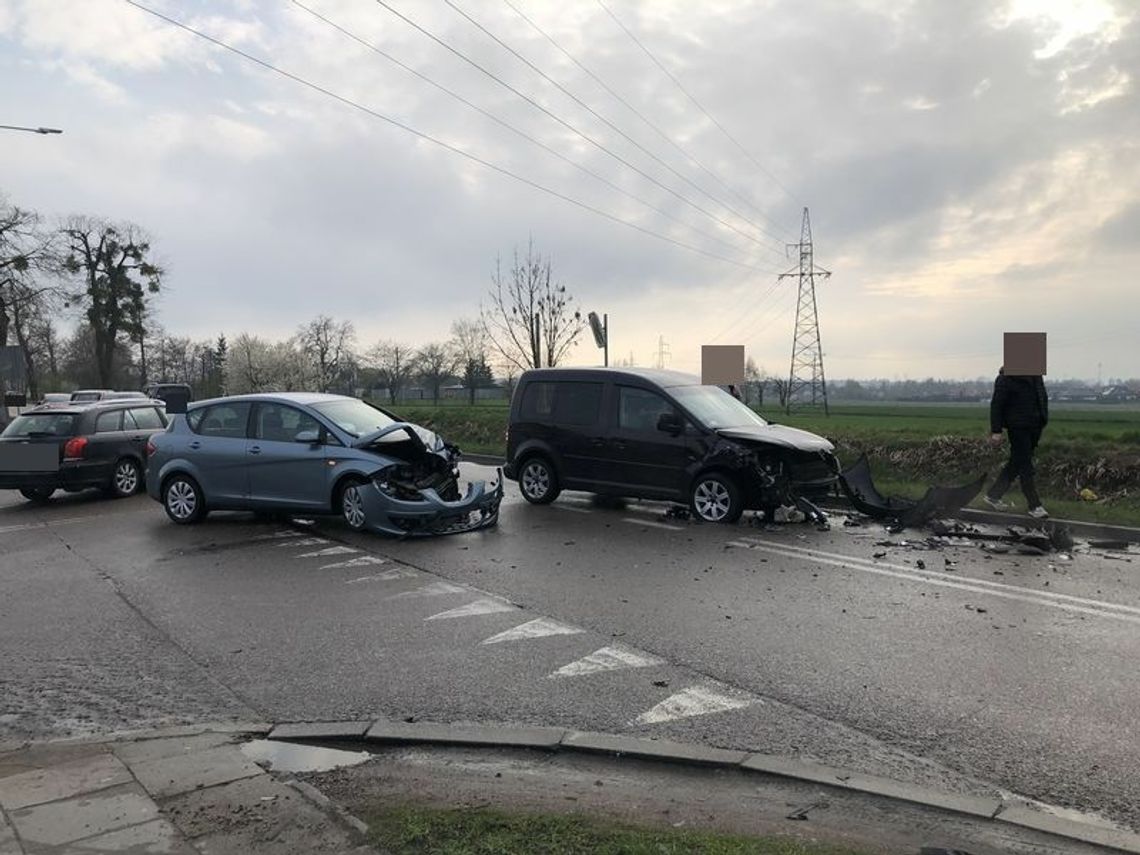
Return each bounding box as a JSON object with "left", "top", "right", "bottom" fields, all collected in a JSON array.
[
  {"left": 691, "top": 474, "right": 743, "bottom": 524},
  {"left": 519, "top": 457, "right": 560, "bottom": 504}
]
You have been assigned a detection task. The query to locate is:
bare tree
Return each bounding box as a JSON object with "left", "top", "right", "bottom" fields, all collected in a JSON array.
[
  {"left": 229, "top": 333, "right": 274, "bottom": 394},
  {"left": 450, "top": 317, "right": 493, "bottom": 405},
  {"left": 414, "top": 342, "right": 458, "bottom": 405},
  {"left": 297, "top": 315, "right": 356, "bottom": 393},
  {"left": 480, "top": 239, "right": 583, "bottom": 373},
  {"left": 365, "top": 340, "right": 415, "bottom": 405},
  {"left": 61, "top": 217, "right": 163, "bottom": 387}
]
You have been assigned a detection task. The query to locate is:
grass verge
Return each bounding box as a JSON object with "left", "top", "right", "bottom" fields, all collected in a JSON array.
[{"left": 362, "top": 805, "right": 873, "bottom": 855}]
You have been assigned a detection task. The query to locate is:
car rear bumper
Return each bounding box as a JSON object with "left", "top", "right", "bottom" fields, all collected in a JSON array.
[
  {"left": 357, "top": 469, "right": 505, "bottom": 537},
  {"left": 0, "top": 462, "right": 110, "bottom": 492}
]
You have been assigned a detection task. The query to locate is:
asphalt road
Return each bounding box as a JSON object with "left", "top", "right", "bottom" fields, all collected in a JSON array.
[{"left": 1, "top": 464, "right": 1137, "bottom": 832}]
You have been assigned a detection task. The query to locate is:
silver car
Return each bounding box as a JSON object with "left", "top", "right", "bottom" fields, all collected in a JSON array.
[{"left": 144, "top": 393, "right": 502, "bottom": 537}]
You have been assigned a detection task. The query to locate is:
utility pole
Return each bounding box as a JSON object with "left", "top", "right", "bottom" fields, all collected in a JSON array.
[
  {"left": 655, "top": 336, "right": 671, "bottom": 370},
  {"left": 779, "top": 207, "right": 831, "bottom": 414}
]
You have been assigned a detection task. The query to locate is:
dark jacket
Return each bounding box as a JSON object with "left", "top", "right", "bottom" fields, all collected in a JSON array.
[{"left": 990, "top": 370, "right": 1048, "bottom": 433}]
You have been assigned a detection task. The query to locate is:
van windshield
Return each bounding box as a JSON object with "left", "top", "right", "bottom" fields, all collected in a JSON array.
[{"left": 671, "top": 386, "right": 768, "bottom": 430}]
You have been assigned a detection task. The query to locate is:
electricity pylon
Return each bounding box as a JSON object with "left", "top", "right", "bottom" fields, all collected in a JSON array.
[{"left": 779, "top": 208, "right": 830, "bottom": 414}]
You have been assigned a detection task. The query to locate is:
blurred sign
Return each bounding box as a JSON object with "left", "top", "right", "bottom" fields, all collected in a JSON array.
[
  {"left": 587, "top": 312, "right": 607, "bottom": 349},
  {"left": 4, "top": 392, "right": 27, "bottom": 408},
  {"left": 701, "top": 345, "right": 744, "bottom": 385}
]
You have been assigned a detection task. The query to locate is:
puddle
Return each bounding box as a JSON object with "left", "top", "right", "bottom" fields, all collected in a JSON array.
[{"left": 241, "top": 739, "right": 374, "bottom": 773}]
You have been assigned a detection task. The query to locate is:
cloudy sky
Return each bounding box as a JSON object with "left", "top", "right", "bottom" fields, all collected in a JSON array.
[{"left": 1, "top": 0, "right": 1136, "bottom": 381}]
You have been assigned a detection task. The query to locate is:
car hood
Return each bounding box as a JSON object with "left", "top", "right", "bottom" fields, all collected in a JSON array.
[
  {"left": 351, "top": 422, "right": 443, "bottom": 453},
  {"left": 716, "top": 424, "right": 834, "bottom": 453}
]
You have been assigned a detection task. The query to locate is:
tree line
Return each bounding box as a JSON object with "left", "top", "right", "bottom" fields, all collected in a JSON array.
[{"left": 2, "top": 191, "right": 585, "bottom": 403}]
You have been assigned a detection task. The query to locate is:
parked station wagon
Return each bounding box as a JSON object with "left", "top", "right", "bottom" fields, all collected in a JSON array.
[{"left": 504, "top": 368, "right": 839, "bottom": 523}]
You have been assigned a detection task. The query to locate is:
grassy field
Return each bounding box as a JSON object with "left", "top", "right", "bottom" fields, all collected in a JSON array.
[
  {"left": 383, "top": 400, "right": 1140, "bottom": 526},
  {"left": 363, "top": 805, "right": 874, "bottom": 855}
]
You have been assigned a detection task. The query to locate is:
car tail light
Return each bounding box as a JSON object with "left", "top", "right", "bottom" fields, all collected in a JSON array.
[
  {"left": 63, "top": 436, "right": 89, "bottom": 460},
  {"left": 145, "top": 438, "right": 157, "bottom": 457}
]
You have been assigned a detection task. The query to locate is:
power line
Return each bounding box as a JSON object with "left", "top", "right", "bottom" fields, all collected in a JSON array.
[
  {"left": 443, "top": 0, "right": 788, "bottom": 248},
  {"left": 123, "top": 0, "right": 781, "bottom": 274},
  {"left": 596, "top": 0, "right": 799, "bottom": 206},
  {"left": 371, "top": 0, "right": 787, "bottom": 261},
  {"left": 502, "top": 0, "right": 796, "bottom": 244},
  {"left": 290, "top": 0, "right": 767, "bottom": 262}
]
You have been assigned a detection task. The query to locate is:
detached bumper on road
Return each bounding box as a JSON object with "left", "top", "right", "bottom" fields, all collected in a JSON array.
[{"left": 358, "top": 469, "right": 504, "bottom": 537}]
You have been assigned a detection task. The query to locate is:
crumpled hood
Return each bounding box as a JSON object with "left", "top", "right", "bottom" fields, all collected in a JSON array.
[
  {"left": 716, "top": 424, "right": 834, "bottom": 453},
  {"left": 351, "top": 422, "right": 443, "bottom": 452}
]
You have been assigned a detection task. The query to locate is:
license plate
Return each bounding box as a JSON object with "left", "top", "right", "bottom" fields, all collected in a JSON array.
[{"left": 0, "top": 444, "right": 59, "bottom": 472}]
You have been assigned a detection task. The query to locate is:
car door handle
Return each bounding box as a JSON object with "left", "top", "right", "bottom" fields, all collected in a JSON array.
[
  {"left": 248, "top": 445, "right": 261, "bottom": 455},
  {"left": 590, "top": 438, "right": 605, "bottom": 447},
  {"left": 189, "top": 441, "right": 201, "bottom": 450}
]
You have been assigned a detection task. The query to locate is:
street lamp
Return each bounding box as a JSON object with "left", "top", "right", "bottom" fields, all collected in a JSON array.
[{"left": 0, "top": 125, "right": 63, "bottom": 135}]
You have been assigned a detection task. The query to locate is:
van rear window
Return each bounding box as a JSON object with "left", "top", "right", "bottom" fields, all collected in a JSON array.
[{"left": 521, "top": 382, "right": 602, "bottom": 426}]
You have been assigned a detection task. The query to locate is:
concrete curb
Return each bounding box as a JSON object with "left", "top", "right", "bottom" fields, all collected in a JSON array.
[{"left": 265, "top": 718, "right": 1140, "bottom": 854}]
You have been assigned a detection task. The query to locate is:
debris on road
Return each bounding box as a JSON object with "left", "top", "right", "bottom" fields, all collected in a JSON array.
[{"left": 838, "top": 454, "right": 985, "bottom": 528}]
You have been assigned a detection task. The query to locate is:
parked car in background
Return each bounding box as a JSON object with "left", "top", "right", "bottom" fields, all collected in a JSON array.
[
  {"left": 37, "top": 393, "right": 71, "bottom": 405},
  {"left": 145, "top": 393, "right": 502, "bottom": 536},
  {"left": 0, "top": 399, "right": 169, "bottom": 503},
  {"left": 504, "top": 367, "right": 839, "bottom": 523}
]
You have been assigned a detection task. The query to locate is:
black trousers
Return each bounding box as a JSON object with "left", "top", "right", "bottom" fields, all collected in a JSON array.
[{"left": 987, "top": 427, "right": 1043, "bottom": 507}]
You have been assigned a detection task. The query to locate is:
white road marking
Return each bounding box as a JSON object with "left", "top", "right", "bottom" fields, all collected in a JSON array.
[
  {"left": 0, "top": 511, "right": 139, "bottom": 534},
  {"left": 252, "top": 530, "right": 306, "bottom": 540},
  {"left": 387, "top": 581, "right": 467, "bottom": 599},
  {"left": 481, "top": 617, "right": 585, "bottom": 645},
  {"left": 635, "top": 684, "right": 757, "bottom": 725},
  {"left": 320, "top": 555, "right": 387, "bottom": 570},
  {"left": 277, "top": 537, "right": 328, "bottom": 548},
  {"left": 622, "top": 518, "right": 683, "bottom": 531},
  {"left": 296, "top": 545, "right": 359, "bottom": 558},
  {"left": 425, "top": 598, "right": 517, "bottom": 621},
  {"left": 345, "top": 568, "right": 418, "bottom": 584},
  {"left": 552, "top": 505, "right": 591, "bottom": 514},
  {"left": 734, "top": 536, "right": 1140, "bottom": 625},
  {"left": 548, "top": 645, "right": 665, "bottom": 678}
]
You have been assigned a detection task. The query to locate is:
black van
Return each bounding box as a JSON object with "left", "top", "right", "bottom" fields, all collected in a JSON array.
[{"left": 504, "top": 367, "right": 838, "bottom": 523}]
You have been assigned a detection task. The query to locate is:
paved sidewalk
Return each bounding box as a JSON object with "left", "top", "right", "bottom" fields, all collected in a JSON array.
[{"left": 0, "top": 724, "right": 373, "bottom": 854}]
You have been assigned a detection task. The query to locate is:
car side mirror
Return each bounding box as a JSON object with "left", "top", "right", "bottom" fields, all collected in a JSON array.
[
  {"left": 657, "top": 412, "right": 683, "bottom": 435},
  {"left": 294, "top": 429, "right": 321, "bottom": 444}
]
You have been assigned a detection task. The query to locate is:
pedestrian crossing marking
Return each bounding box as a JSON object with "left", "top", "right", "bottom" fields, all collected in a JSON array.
[
  {"left": 321, "top": 555, "right": 387, "bottom": 570},
  {"left": 278, "top": 537, "right": 328, "bottom": 548},
  {"left": 482, "top": 617, "right": 584, "bottom": 645},
  {"left": 548, "top": 645, "right": 665, "bottom": 678}
]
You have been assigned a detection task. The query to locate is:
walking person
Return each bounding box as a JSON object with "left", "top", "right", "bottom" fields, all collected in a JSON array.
[{"left": 983, "top": 366, "right": 1049, "bottom": 518}]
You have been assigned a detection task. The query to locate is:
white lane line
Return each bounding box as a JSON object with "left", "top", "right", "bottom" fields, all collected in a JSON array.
[
  {"left": 277, "top": 537, "right": 329, "bottom": 548},
  {"left": 0, "top": 511, "right": 138, "bottom": 534},
  {"left": 552, "top": 505, "right": 591, "bottom": 514},
  {"left": 296, "top": 545, "right": 359, "bottom": 558},
  {"left": 622, "top": 518, "right": 683, "bottom": 532},
  {"left": 387, "top": 581, "right": 467, "bottom": 599},
  {"left": 425, "top": 598, "right": 517, "bottom": 621},
  {"left": 634, "top": 684, "right": 757, "bottom": 725},
  {"left": 548, "top": 645, "right": 665, "bottom": 678},
  {"left": 734, "top": 537, "right": 1140, "bottom": 625},
  {"left": 321, "top": 555, "right": 386, "bottom": 570},
  {"left": 345, "top": 568, "right": 418, "bottom": 584},
  {"left": 481, "top": 617, "right": 584, "bottom": 645}
]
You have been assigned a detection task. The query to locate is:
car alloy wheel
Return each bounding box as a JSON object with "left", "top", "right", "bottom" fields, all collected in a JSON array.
[
  {"left": 519, "top": 457, "right": 560, "bottom": 504},
  {"left": 691, "top": 474, "right": 742, "bottom": 524},
  {"left": 112, "top": 459, "right": 141, "bottom": 497},
  {"left": 164, "top": 476, "right": 204, "bottom": 524},
  {"left": 340, "top": 480, "right": 368, "bottom": 530}
]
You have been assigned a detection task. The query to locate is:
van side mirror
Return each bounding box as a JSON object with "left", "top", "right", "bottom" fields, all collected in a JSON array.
[
  {"left": 657, "top": 412, "right": 683, "bottom": 435},
  {"left": 294, "top": 429, "right": 321, "bottom": 444}
]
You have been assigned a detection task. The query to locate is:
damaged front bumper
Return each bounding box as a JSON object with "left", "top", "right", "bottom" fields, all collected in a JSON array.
[{"left": 356, "top": 468, "right": 505, "bottom": 537}]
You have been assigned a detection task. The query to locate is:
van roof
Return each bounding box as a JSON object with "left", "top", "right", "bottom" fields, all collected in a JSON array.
[{"left": 518, "top": 367, "right": 701, "bottom": 388}]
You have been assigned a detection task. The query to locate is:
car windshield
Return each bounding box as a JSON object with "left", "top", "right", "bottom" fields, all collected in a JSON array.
[
  {"left": 1, "top": 412, "right": 78, "bottom": 438},
  {"left": 671, "top": 385, "right": 768, "bottom": 430},
  {"left": 310, "top": 398, "right": 397, "bottom": 438}
]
